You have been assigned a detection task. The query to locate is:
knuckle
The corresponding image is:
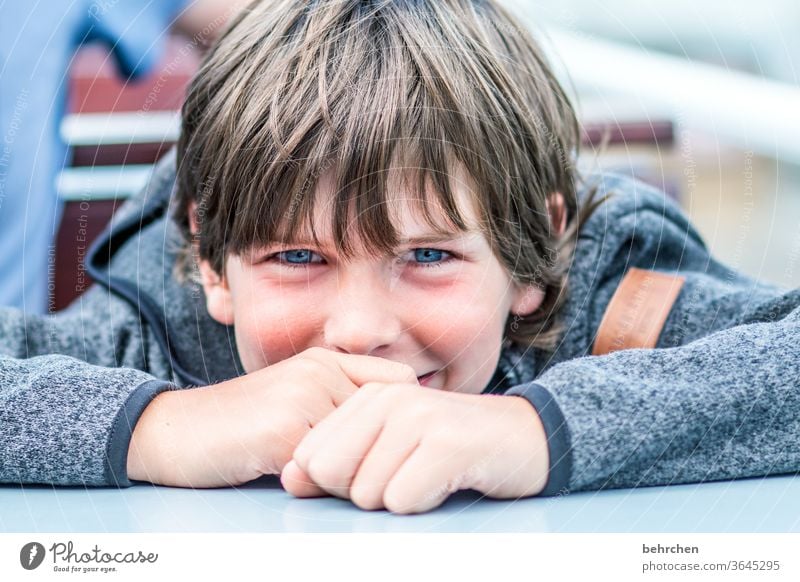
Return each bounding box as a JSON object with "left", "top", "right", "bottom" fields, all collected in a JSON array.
[
  {"left": 305, "top": 457, "right": 341, "bottom": 489},
  {"left": 428, "top": 423, "right": 460, "bottom": 451},
  {"left": 291, "top": 444, "right": 311, "bottom": 470},
  {"left": 302, "top": 346, "right": 329, "bottom": 360},
  {"left": 401, "top": 391, "right": 434, "bottom": 418},
  {"left": 290, "top": 355, "right": 331, "bottom": 383}
]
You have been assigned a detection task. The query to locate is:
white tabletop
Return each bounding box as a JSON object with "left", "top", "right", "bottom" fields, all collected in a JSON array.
[{"left": 2, "top": 474, "right": 799, "bottom": 533}]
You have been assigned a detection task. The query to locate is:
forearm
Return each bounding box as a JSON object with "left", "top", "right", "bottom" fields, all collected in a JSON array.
[
  {"left": 125, "top": 383, "right": 253, "bottom": 488},
  {"left": 125, "top": 374, "right": 305, "bottom": 489}
]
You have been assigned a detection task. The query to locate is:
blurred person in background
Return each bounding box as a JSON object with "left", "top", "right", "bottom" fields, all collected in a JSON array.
[{"left": 0, "top": 0, "right": 248, "bottom": 313}]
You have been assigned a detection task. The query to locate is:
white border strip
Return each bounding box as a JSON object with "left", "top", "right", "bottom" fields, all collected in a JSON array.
[{"left": 2, "top": 533, "right": 799, "bottom": 581}]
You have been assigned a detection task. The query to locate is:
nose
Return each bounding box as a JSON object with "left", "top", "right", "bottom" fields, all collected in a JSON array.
[{"left": 322, "top": 267, "right": 404, "bottom": 356}]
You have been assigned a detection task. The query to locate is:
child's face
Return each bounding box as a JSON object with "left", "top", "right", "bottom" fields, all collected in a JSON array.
[{"left": 198, "top": 166, "right": 545, "bottom": 394}]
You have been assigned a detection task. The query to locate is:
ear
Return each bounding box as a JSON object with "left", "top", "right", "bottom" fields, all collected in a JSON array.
[
  {"left": 188, "top": 200, "right": 200, "bottom": 236},
  {"left": 189, "top": 201, "right": 235, "bottom": 326},
  {"left": 510, "top": 283, "right": 545, "bottom": 317},
  {"left": 198, "top": 260, "right": 235, "bottom": 326},
  {"left": 545, "top": 191, "right": 567, "bottom": 238}
]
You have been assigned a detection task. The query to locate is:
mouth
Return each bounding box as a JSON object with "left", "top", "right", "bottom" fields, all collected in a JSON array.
[{"left": 417, "top": 370, "right": 438, "bottom": 386}]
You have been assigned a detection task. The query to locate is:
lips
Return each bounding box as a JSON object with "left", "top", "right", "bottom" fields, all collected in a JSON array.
[{"left": 417, "top": 370, "right": 438, "bottom": 386}]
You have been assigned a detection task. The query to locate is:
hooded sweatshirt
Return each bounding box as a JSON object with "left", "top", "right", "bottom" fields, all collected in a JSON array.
[{"left": 1, "top": 149, "right": 798, "bottom": 496}]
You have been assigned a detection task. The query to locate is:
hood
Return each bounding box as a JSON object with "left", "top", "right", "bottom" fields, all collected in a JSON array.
[{"left": 85, "top": 149, "right": 245, "bottom": 386}]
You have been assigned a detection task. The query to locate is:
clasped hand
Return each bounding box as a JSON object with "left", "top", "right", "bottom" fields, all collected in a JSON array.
[
  {"left": 127, "top": 347, "right": 549, "bottom": 514},
  {"left": 282, "top": 377, "right": 549, "bottom": 514}
]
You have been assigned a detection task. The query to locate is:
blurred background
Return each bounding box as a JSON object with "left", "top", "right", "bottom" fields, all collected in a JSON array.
[
  {"left": 31, "top": 0, "right": 800, "bottom": 309},
  {"left": 506, "top": 0, "right": 800, "bottom": 289}
]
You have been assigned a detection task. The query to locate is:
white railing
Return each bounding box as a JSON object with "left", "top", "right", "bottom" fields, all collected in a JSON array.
[{"left": 536, "top": 26, "right": 800, "bottom": 164}]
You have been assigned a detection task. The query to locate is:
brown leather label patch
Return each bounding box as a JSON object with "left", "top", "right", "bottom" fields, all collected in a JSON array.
[{"left": 592, "top": 267, "right": 686, "bottom": 356}]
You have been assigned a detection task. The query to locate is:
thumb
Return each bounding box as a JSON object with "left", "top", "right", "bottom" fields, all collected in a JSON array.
[{"left": 281, "top": 459, "right": 329, "bottom": 498}]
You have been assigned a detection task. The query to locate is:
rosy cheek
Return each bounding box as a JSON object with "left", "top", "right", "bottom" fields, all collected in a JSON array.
[
  {"left": 419, "top": 282, "right": 498, "bottom": 331},
  {"left": 235, "top": 292, "right": 324, "bottom": 369}
]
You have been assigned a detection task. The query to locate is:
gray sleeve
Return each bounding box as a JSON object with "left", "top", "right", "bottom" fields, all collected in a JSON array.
[
  {"left": 0, "top": 356, "right": 175, "bottom": 486},
  {"left": 0, "top": 285, "right": 177, "bottom": 486},
  {"left": 507, "top": 185, "right": 800, "bottom": 495},
  {"left": 509, "top": 301, "right": 800, "bottom": 495}
]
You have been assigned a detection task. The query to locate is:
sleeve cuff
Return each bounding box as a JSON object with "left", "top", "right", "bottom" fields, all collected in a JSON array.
[
  {"left": 504, "top": 382, "right": 573, "bottom": 497},
  {"left": 104, "top": 379, "right": 177, "bottom": 487}
]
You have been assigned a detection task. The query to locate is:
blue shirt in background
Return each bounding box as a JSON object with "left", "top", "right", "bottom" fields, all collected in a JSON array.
[{"left": 0, "top": 0, "right": 187, "bottom": 313}]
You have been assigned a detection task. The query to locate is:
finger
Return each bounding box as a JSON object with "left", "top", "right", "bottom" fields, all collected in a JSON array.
[
  {"left": 310, "top": 348, "right": 419, "bottom": 387},
  {"left": 280, "top": 459, "right": 329, "bottom": 498},
  {"left": 303, "top": 349, "right": 419, "bottom": 408},
  {"left": 349, "top": 427, "right": 421, "bottom": 511},
  {"left": 382, "top": 443, "right": 473, "bottom": 514},
  {"left": 293, "top": 384, "right": 390, "bottom": 497}
]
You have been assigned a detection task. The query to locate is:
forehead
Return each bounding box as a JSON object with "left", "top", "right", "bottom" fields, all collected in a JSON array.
[{"left": 291, "top": 162, "right": 485, "bottom": 246}]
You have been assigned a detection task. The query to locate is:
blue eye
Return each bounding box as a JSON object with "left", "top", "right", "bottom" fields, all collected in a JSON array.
[
  {"left": 410, "top": 248, "right": 453, "bottom": 268},
  {"left": 271, "top": 249, "right": 323, "bottom": 268}
]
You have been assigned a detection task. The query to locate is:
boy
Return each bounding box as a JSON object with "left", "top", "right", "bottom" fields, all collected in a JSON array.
[{"left": 1, "top": 0, "right": 798, "bottom": 514}]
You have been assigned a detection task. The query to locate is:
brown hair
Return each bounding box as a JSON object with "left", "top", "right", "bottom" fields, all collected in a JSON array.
[{"left": 173, "top": 0, "right": 608, "bottom": 351}]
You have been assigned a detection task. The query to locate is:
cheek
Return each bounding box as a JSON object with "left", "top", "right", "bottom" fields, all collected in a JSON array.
[
  {"left": 416, "top": 277, "right": 510, "bottom": 342},
  {"left": 232, "top": 283, "right": 324, "bottom": 371},
  {"left": 408, "top": 277, "right": 510, "bottom": 391}
]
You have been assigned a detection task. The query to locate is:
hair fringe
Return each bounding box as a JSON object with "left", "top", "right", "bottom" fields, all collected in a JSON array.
[{"left": 172, "top": 0, "right": 612, "bottom": 353}]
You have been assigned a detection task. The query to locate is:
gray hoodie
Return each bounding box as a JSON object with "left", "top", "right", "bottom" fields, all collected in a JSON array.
[{"left": 1, "top": 150, "right": 798, "bottom": 496}]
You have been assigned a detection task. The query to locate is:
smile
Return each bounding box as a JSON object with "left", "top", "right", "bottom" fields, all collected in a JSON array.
[{"left": 417, "top": 370, "right": 438, "bottom": 386}]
